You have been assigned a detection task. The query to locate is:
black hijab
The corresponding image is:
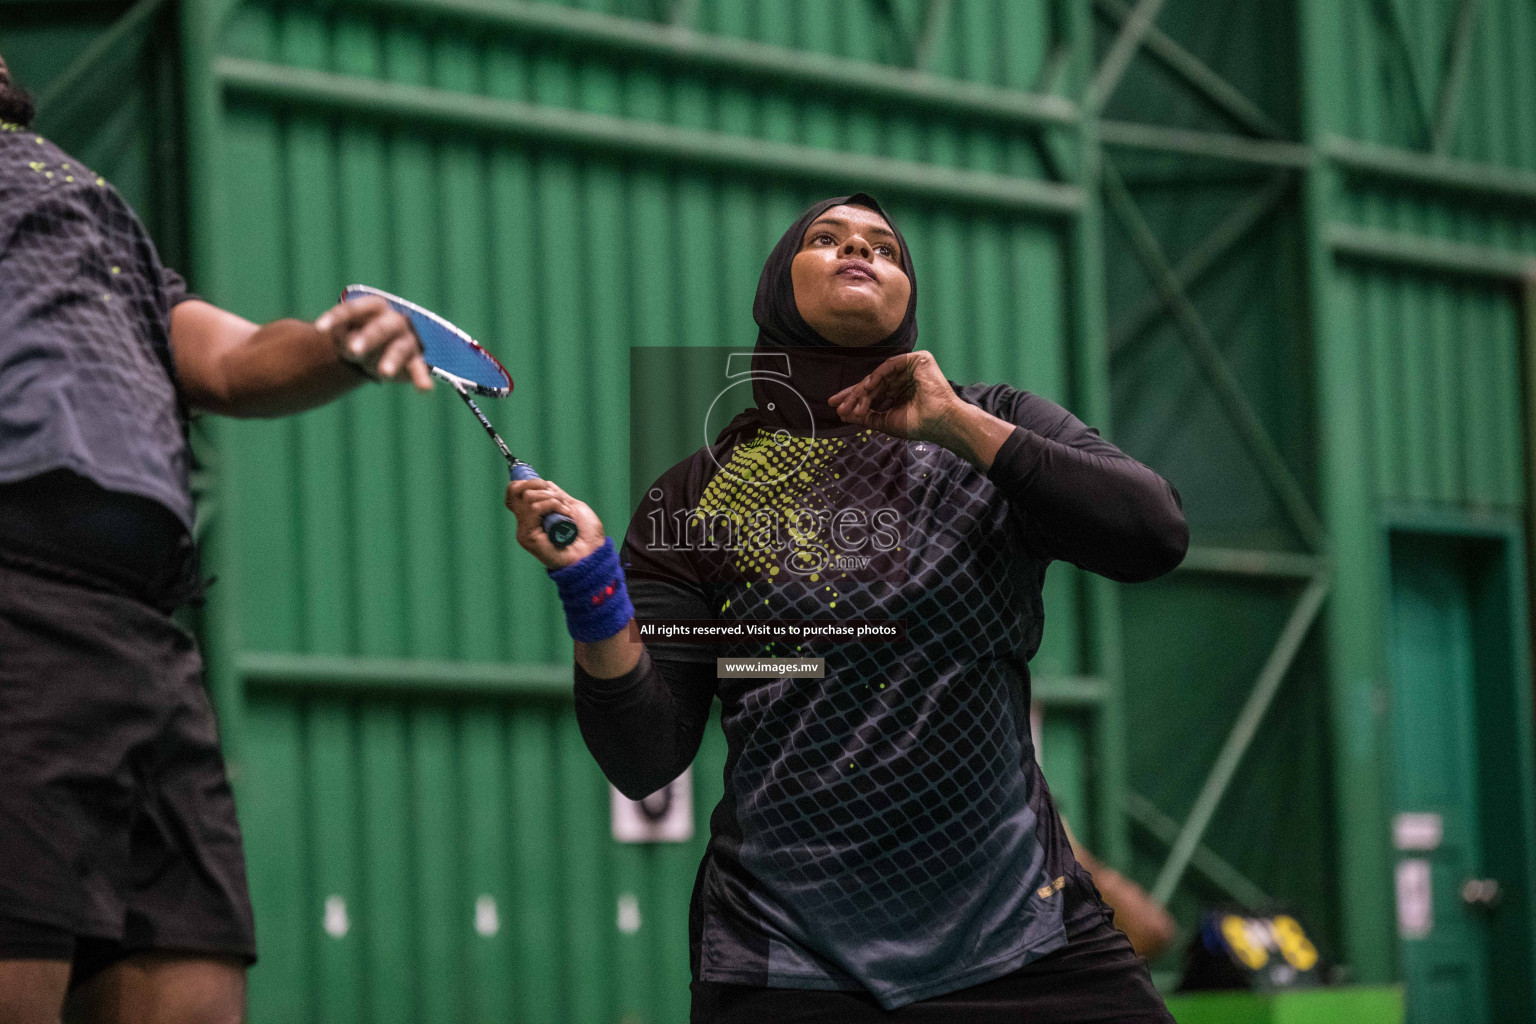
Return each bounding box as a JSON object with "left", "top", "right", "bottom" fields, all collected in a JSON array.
[{"left": 718, "top": 193, "right": 917, "bottom": 444}]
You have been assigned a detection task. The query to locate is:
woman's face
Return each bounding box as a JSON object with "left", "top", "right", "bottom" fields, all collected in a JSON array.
[{"left": 790, "top": 204, "right": 911, "bottom": 348}]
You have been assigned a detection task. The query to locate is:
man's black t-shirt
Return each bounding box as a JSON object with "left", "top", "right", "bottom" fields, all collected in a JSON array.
[{"left": 0, "top": 122, "right": 195, "bottom": 532}]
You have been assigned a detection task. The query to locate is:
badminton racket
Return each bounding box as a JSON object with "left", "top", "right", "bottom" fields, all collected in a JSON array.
[{"left": 341, "top": 284, "right": 578, "bottom": 549}]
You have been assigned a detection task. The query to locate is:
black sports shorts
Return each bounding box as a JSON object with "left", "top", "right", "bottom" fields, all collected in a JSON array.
[
  {"left": 691, "top": 910, "right": 1175, "bottom": 1023},
  {"left": 0, "top": 557, "right": 256, "bottom": 982}
]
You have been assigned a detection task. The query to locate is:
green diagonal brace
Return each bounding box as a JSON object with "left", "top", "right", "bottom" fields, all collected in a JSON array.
[
  {"left": 1178, "top": 545, "right": 1327, "bottom": 579},
  {"left": 35, "top": 0, "right": 169, "bottom": 115},
  {"left": 1111, "top": 172, "right": 1295, "bottom": 360},
  {"left": 1125, "top": 790, "right": 1275, "bottom": 909},
  {"left": 1094, "top": 0, "right": 1285, "bottom": 139},
  {"left": 1099, "top": 121, "right": 1311, "bottom": 167},
  {"left": 1103, "top": 158, "right": 1327, "bottom": 551},
  {"left": 1088, "top": 0, "right": 1168, "bottom": 111},
  {"left": 1152, "top": 574, "right": 1332, "bottom": 904}
]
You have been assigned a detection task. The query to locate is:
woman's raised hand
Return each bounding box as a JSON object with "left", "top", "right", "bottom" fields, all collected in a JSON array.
[
  {"left": 505, "top": 479, "right": 607, "bottom": 569},
  {"left": 828, "top": 351, "right": 961, "bottom": 442},
  {"left": 829, "top": 350, "right": 1016, "bottom": 470}
]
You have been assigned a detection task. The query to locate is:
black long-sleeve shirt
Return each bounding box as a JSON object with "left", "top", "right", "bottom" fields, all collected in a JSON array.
[{"left": 577, "top": 382, "right": 1186, "bottom": 1008}]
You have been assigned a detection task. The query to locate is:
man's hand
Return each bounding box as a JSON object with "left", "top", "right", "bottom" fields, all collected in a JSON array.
[
  {"left": 828, "top": 350, "right": 1015, "bottom": 471},
  {"left": 314, "top": 295, "right": 433, "bottom": 391},
  {"left": 505, "top": 478, "right": 605, "bottom": 569},
  {"left": 172, "top": 297, "right": 429, "bottom": 418}
]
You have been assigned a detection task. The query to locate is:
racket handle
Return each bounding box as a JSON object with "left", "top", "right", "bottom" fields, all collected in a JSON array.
[{"left": 509, "top": 462, "right": 579, "bottom": 549}]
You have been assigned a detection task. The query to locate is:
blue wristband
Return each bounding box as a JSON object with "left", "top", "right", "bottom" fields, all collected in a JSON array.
[{"left": 548, "top": 538, "right": 634, "bottom": 643}]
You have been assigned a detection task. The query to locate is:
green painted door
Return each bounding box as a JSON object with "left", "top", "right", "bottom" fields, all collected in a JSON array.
[{"left": 1387, "top": 532, "right": 1498, "bottom": 1024}]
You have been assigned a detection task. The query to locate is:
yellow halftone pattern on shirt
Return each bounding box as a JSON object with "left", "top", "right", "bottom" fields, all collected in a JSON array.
[{"left": 697, "top": 429, "right": 846, "bottom": 580}]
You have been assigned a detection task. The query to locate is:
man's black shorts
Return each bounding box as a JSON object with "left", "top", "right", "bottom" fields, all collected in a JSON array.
[{"left": 0, "top": 557, "right": 256, "bottom": 978}]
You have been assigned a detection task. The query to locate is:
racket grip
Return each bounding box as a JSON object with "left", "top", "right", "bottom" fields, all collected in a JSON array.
[{"left": 509, "top": 462, "right": 579, "bottom": 549}]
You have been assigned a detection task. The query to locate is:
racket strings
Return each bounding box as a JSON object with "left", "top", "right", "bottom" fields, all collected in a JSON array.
[
  {"left": 402, "top": 309, "right": 510, "bottom": 393},
  {"left": 341, "top": 285, "right": 511, "bottom": 395}
]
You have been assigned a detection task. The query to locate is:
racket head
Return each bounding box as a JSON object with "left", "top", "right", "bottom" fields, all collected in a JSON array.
[{"left": 341, "top": 284, "right": 512, "bottom": 397}]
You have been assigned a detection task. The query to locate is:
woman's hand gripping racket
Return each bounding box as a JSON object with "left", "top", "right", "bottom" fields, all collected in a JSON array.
[{"left": 342, "top": 285, "right": 578, "bottom": 549}]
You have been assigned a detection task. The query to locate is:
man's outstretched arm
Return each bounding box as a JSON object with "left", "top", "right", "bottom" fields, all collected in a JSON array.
[{"left": 170, "top": 294, "right": 432, "bottom": 418}]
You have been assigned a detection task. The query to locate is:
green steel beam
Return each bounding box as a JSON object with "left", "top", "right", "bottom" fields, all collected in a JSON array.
[
  {"left": 1087, "top": 0, "right": 1168, "bottom": 111},
  {"left": 1431, "top": 0, "right": 1484, "bottom": 155},
  {"left": 1151, "top": 573, "right": 1331, "bottom": 904},
  {"left": 187, "top": 421, "right": 219, "bottom": 542},
  {"left": 178, "top": 0, "right": 243, "bottom": 769},
  {"left": 362, "top": 0, "right": 1078, "bottom": 128},
  {"left": 1124, "top": 790, "right": 1275, "bottom": 909},
  {"left": 1178, "top": 545, "right": 1328, "bottom": 580},
  {"left": 1528, "top": 276, "right": 1536, "bottom": 528},
  {"left": 217, "top": 58, "right": 1085, "bottom": 217},
  {"left": 1110, "top": 172, "right": 1295, "bottom": 361},
  {"left": 1032, "top": 676, "right": 1110, "bottom": 707},
  {"left": 1327, "top": 223, "right": 1536, "bottom": 281},
  {"left": 1103, "top": 158, "right": 1327, "bottom": 552},
  {"left": 1324, "top": 135, "right": 1536, "bottom": 207},
  {"left": 1299, "top": 0, "right": 1396, "bottom": 979},
  {"left": 1100, "top": 121, "right": 1312, "bottom": 168},
  {"left": 1064, "top": 0, "right": 1130, "bottom": 868},
  {"left": 1093, "top": 0, "right": 1286, "bottom": 139},
  {"left": 35, "top": 0, "right": 168, "bottom": 115},
  {"left": 1027, "top": 1, "right": 1079, "bottom": 183},
  {"left": 239, "top": 652, "right": 573, "bottom": 699}
]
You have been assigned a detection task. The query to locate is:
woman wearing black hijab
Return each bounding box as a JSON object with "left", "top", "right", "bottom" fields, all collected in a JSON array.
[{"left": 507, "top": 194, "right": 1186, "bottom": 1022}]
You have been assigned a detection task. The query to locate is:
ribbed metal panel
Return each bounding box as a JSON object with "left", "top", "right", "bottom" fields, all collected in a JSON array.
[
  {"left": 36, "top": 0, "right": 1536, "bottom": 1004},
  {"left": 240, "top": 693, "right": 729, "bottom": 1023},
  {"left": 1340, "top": 264, "right": 1524, "bottom": 507},
  {"left": 1332, "top": 0, "right": 1536, "bottom": 171},
  {"left": 547, "top": 0, "right": 1056, "bottom": 88},
  {"left": 217, "top": 1, "right": 1056, "bottom": 178},
  {"left": 201, "top": 3, "right": 1081, "bottom": 1018},
  {"left": 215, "top": 126, "right": 1074, "bottom": 665}
]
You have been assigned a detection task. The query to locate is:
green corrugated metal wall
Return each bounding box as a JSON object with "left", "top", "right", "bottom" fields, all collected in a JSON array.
[
  {"left": 1346, "top": 268, "right": 1523, "bottom": 507},
  {"left": 1088, "top": 0, "right": 1536, "bottom": 997},
  {"left": 1304, "top": 0, "right": 1536, "bottom": 992},
  {"left": 12, "top": 0, "right": 1536, "bottom": 1018},
  {"left": 177, "top": 2, "right": 1108, "bottom": 1019}
]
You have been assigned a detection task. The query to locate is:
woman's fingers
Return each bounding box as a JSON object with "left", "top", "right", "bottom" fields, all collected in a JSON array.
[
  {"left": 829, "top": 352, "right": 951, "bottom": 439},
  {"left": 505, "top": 478, "right": 558, "bottom": 514},
  {"left": 525, "top": 495, "right": 570, "bottom": 518},
  {"left": 504, "top": 478, "right": 606, "bottom": 568}
]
